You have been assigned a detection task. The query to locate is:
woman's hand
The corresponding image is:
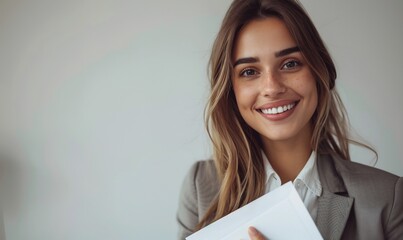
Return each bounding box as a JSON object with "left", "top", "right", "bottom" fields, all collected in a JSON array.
[{"left": 248, "top": 226, "right": 266, "bottom": 240}]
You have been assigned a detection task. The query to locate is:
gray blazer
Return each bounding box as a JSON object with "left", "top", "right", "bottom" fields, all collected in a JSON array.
[{"left": 177, "top": 154, "right": 403, "bottom": 240}]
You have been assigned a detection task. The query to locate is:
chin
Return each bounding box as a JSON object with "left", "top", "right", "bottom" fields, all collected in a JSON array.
[{"left": 260, "top": 132, "right": 296, "bottom": 142}]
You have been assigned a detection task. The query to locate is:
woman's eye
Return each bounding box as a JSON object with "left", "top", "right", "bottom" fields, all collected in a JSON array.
[
  {"left": 240, "top": 68, "right": 257, "bottom": 77},
  {"left": 282, "top": 60, "right": 300, "bottom": 70}
]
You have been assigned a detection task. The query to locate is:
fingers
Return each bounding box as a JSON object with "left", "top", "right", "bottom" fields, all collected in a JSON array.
[{"left": 248, "top": 226, "right": 266, "bottom": 240}]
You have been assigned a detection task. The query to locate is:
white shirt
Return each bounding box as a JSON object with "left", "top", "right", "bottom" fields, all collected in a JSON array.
[{"left": 263, "top": 151, "right": 322, "bottom": 220}]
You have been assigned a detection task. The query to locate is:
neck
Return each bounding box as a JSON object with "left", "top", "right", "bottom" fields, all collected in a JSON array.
[{"left": 262, "top": 127, "right": 313, "bottom": 183}]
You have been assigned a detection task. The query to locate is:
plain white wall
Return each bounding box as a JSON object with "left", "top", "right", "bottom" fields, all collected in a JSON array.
[{"left": 0, "top": 0, "right": 402, "bottom": 239}]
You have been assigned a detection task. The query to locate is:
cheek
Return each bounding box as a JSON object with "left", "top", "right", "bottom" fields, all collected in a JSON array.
[
  {"left": 302, "top": 79, "right": 317, "bottom": 96},
  {"left": 303, "top": 78, "right": 318, "bottom": 111},
  {"left": 291, "top": 73, "right": 318, "bottom": 112},
  {"left": 296, "top": 72, "right": 317, "bottom": 97},
  {"left": 232, "top": 83, "right": 257, "bottom": 111}
]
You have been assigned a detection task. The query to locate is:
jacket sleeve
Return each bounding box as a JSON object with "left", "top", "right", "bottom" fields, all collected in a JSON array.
[
  {"left": 386, "top": 177, "right": 403, "bottom": 239},
  {"left": 176, "top": 162, "right": 200, "bottom": 240}
]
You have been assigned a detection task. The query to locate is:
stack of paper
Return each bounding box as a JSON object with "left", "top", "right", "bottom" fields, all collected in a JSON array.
[{"left": 186, "top": 182, "right": 323, "bottom": 240}]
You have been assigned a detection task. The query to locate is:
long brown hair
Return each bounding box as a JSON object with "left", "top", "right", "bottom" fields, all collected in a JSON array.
[{"left": 200, "top": 0, "right": 375, "bottom": 228}]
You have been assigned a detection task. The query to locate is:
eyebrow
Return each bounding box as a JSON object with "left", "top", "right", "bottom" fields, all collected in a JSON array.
[
  {"left": 233, "top": 46, "right": 300, "bottom": 67},
  {"left": 233, "top": 57, "right": 258, "bottom": 67},
  {"left": 274, "top": 46, "right": 300, "bottom": 57}
]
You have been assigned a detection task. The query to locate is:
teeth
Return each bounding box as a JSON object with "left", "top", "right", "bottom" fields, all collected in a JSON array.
[{"left": 261, "top": 103, "right": 296, "bottom": 115}]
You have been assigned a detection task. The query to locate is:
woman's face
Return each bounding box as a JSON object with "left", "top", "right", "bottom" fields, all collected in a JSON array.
[{"left": 232, "top": 17, "right": 317, "bottom": 146}]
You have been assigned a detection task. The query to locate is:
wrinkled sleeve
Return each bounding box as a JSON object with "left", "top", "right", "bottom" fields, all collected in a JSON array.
[
  {"left": 386, "top": 177, "right": 403, "bottom": 239},
  {"left": 177, "top": 162, "right": 200, "bottom": 240}
]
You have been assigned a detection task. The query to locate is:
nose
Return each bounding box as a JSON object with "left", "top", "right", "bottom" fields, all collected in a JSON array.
[{"left": 260, "top": 72, "right": 286, "bottom": 97}]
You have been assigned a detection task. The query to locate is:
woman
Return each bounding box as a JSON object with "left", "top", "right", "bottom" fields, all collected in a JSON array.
[{"left": 177, "top": 0, "right": 403, "bottom": 239}]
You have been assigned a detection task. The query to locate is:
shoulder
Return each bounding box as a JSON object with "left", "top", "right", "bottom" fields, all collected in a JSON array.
[
  {"left": 330, "top": 156, "right": 403, "bottom": 238},
  {"left": 178, "top": 159, "right": 219, "bottom": 209},
  {"left": 184, "top": 160, "right": 219, "bottom": 194},
  {"left": 332, "top": 156, "right": 400, "bottom": 187},
  {"left": 319, "top": 153, "right": 401, "bottom": 208},
  {"left": 177, "top": 160, "right": 220, "bottom": 239},
  {"left": 325, "top": 154, "right": 401, "bottom": 196}
]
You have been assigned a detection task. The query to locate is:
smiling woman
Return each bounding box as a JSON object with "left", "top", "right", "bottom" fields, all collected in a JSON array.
[
  {"left": 232, "top": 18, "right": 318, "bottom": 151},
  {"left": 177, "top": 0, "right": 403, "bottom": 239}
]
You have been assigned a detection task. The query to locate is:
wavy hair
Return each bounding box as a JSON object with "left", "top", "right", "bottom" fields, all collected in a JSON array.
[{"left": 199, "top": 0, "right": 376, "bottom": 228}]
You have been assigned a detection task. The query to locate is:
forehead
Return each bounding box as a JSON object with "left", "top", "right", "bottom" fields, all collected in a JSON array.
[{"left": 233, "top": 17, "right": 297, "bottom": 59}]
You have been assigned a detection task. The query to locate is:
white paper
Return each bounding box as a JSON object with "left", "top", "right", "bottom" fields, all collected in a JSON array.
[{"left": 186, "top": 182, "right": 323, "bottom": 240}]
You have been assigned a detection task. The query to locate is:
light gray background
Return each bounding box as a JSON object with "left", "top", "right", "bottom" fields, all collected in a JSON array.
[{"left": 0, "top": 0, "right": 402, "bottom": 239}]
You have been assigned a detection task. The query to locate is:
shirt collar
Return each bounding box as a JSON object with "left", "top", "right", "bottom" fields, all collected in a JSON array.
[
  {"left": 262, "top": 151, "right": 322, "bottom": 197},
  {"left": 263, "top": 151, "right": 279, "bottom": 182}
]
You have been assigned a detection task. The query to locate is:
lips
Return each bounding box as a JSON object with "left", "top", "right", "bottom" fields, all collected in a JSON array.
[
  {"left": 257, "top": 100, "right": 299, "bottom": 120},
  {"left": 257, "top": 100, "right": 299, "bottom": 114},
  {"left": 260, "top": 102, "right": 296, "bottom": 115}
]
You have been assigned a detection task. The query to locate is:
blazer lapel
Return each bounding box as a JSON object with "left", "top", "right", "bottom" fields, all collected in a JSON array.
[{"left": 316, "top": 154, "right": 354, "bottom": 240}]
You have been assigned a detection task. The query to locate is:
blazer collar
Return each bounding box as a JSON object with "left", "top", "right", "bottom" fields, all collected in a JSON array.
[{"left": 316, "top": 154, "right": 354, "bottom": 240}]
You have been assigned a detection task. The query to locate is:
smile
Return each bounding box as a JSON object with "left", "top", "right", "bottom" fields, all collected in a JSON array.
[{"left": 260, "top": 102, "right": 297, "bottom": 115}]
